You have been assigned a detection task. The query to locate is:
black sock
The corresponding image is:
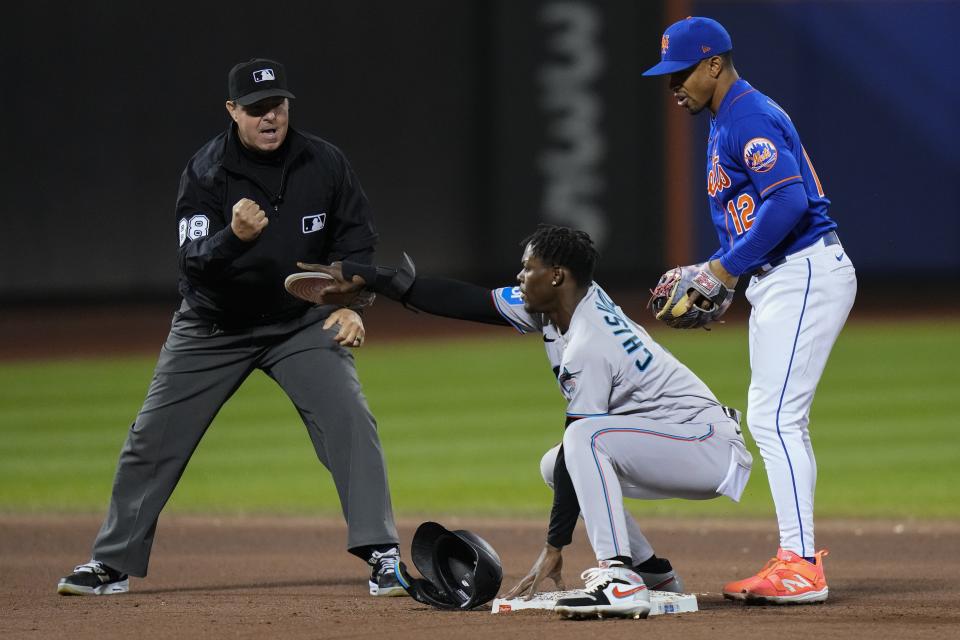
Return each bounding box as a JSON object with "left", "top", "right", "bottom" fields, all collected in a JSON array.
[
  {"left": 349, "top": 543, "right": 398, "bottom": 563},
  {"left": 607, "top": 555, "right": 634, "bottom": 566},
  {"left": 634, "top": 554, "right": 673, "bottom": 573}
]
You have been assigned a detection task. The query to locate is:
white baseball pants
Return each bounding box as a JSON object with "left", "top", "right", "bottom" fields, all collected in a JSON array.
[
  {"left": 745, "top": 235, "right": 856, "bottom": 557},
  {"left": 542, "top": 405, "right": 752, "bottom": 562}
]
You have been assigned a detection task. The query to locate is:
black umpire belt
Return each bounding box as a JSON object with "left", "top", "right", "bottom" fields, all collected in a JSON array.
[{"left": 751, "top": 230, "right": 840, "bottom": 279}]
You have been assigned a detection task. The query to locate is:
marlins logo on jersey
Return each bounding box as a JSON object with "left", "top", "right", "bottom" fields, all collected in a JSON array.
[
  {"left": 558, "top": 367, "right": 579, "bottom": 397},
  {"left": 743, "top": 137, "right": 778, "bottom": 173}
]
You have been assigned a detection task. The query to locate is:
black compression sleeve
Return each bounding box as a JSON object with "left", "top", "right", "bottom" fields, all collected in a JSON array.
[
  {"left": 403, "top": 277, "right": 510, "bottom": 326},
  {"left": 546, "top": 443, "right": 580, "bottom": 548},
  {"left": 341, "top": 259, "right": 510, "bottom": 326}
]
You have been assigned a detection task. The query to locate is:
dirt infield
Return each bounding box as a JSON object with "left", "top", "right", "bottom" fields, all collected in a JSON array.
[{"left": 3, "top": 516, "right": 958, "bottom": 639}]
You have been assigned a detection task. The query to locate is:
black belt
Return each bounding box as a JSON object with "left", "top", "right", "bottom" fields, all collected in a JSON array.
[
  {"left": 722, "top": 406, "right": 741, "bottom": 423},
  {"left": 752, "top": 230, "right": 840, "bottom": 278}
]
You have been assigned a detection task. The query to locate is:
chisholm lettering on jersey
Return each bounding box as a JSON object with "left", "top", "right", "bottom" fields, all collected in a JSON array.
[{"left": 594, "top": 290, "right": 653, "bottom": 371}]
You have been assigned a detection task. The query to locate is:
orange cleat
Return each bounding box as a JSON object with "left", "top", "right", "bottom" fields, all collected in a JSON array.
[{"left": 723, "top": 548, "right": 829, "bottom": 604}]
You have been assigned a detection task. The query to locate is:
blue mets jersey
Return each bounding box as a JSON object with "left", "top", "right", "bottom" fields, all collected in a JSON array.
[{"left": 707, "top": 79, "right": 836, "bottom": 273}]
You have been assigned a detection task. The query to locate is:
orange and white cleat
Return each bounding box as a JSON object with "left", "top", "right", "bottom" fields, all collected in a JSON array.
[{"left": 723, "top": 548, "right": 829, "bottom": 604}]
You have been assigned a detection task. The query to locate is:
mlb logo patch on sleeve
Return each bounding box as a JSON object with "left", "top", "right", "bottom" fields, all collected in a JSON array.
[
  {"left": 302, "top": 213, "right": 327, "bottom": 234},
  {"left": 500, "top": 287, "right": 524, "bottom": 306},
  {"left": 253, "top": 68, "right": 276, "bottom": 83}
]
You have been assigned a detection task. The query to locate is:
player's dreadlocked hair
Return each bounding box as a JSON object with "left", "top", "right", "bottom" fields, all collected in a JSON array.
[{"left": 521, "top": 224, "right": 600, "bottom": 286}]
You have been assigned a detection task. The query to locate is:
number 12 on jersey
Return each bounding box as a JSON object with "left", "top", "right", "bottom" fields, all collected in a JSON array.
[{"left": 726, "top": 193, "right": 755, "bottom": 236}]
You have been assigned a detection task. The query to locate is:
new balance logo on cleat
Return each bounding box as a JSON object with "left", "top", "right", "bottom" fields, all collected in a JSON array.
[
  {"left": 781, "top": 575, "right": 813, "bottom": 592},
  {"left": 723, "top": 548, "right": 829, "bottom": 604},
  {"left": 553, "top": 560, "right": 652, "bottom": 620}
]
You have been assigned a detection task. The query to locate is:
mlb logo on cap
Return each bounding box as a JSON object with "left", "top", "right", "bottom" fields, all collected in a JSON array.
[
  {"left": 252, "top": 68, "right": 276, "bottom": 83},
  {"left": 642, "top": 17, "right": 732, "bottom": 76},
  {"left": 228, "top": 58, "right": 297, "bottom": 106}
]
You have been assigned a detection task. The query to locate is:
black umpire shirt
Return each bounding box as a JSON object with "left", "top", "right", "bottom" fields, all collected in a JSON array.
[{"left": 175, "top": 124, "right": 378, "bottom": 327}]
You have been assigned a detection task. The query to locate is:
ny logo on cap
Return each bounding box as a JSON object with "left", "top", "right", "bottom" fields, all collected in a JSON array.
[
  {"left": 252, "top": 68, "right": 276, "bottom": 83},
  {"left": 661, "top": 34, "right": 670, "bottom": 54}
]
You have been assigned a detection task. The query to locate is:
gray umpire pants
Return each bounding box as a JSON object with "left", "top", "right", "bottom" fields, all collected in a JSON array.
[{"left": 91, "top": 301, "right": 399, "bottom": 577}]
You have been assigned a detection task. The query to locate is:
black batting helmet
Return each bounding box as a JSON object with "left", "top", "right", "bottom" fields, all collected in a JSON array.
[{"left": 395, "top": 521, "right": 503, "bottom": 610}]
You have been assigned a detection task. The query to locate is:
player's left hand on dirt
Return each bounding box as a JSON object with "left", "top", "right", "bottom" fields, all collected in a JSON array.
[
  {"left": 648, "top": 264, "right": 734, "bottom": 330},
  {"left": 285, "top": 261, "right": 375, "bottom": 309},
  {"left": 504, "top": 544, "right": 566, "bottom": 600}
]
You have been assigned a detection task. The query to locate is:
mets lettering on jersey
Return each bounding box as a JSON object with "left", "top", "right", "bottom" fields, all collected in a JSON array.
[{"left": 707, "top": 154, "right": 731, "bottom": 197}]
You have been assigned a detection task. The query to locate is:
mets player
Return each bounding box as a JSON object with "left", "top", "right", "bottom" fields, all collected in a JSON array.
[
  {"left": 643, "top": 17, "right": 857, "bottom": 603},
  {"left": 292, "top": 225, "right": 753, "bottom": 619}
]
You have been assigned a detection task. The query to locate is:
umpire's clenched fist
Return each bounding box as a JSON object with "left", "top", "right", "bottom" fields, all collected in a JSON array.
[{"left": 231, "top": 198, "right": 269, "bottom": 241}]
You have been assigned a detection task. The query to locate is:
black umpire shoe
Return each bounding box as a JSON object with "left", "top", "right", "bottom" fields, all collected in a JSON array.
[
  {"left": 554, "top": 560, "right": 651, "bottom": 619},
  {"left": 57, "top": 560, "right": 129, "bottom": 595},
  {"left": 368, "top": 548, "right": 407, "bottom": 597}
]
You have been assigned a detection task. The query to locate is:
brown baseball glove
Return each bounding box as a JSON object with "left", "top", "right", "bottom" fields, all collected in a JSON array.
[{"left": 648, "top": 264, "right": 734, "bottom": 330}]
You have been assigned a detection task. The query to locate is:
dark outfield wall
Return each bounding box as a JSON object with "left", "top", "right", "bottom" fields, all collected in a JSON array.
[
  {"left": 1, "top": 0, "right": 662, "bottom": 300},
  {"left": 2, "top": 1, "right": 956, "bottom": 302},
  {"left": 688, "top": 0, "right": 960, "bottom": 272},
  {"left": 3, "top": 2, "right": 486, "bottom": 299}
]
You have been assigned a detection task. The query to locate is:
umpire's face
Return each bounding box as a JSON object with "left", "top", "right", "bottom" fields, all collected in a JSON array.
[
  {"left": 517, "top": 243, "right": 560, "bottom": 313},
  {"left": 226, "top": 96, "right": 290, "bottom": 154}
]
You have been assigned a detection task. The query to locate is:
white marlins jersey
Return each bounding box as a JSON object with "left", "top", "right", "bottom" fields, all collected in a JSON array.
[{"left": 491, "top": 283, "right": 721, "bottom": 424}]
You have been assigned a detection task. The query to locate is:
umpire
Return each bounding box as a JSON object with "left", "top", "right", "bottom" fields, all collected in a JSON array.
[{"left": 57, "top": 58, "right": 405, "bottom": 597}]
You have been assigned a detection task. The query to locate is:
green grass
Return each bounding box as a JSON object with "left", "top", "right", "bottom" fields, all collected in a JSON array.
[{"left": 1, "top": 319, "right": 957, "bottom": 519}]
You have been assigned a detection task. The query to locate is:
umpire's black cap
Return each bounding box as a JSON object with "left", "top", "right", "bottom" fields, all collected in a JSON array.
[{"left": 228, "top": 58, "right": 296, "bottom": 106}]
